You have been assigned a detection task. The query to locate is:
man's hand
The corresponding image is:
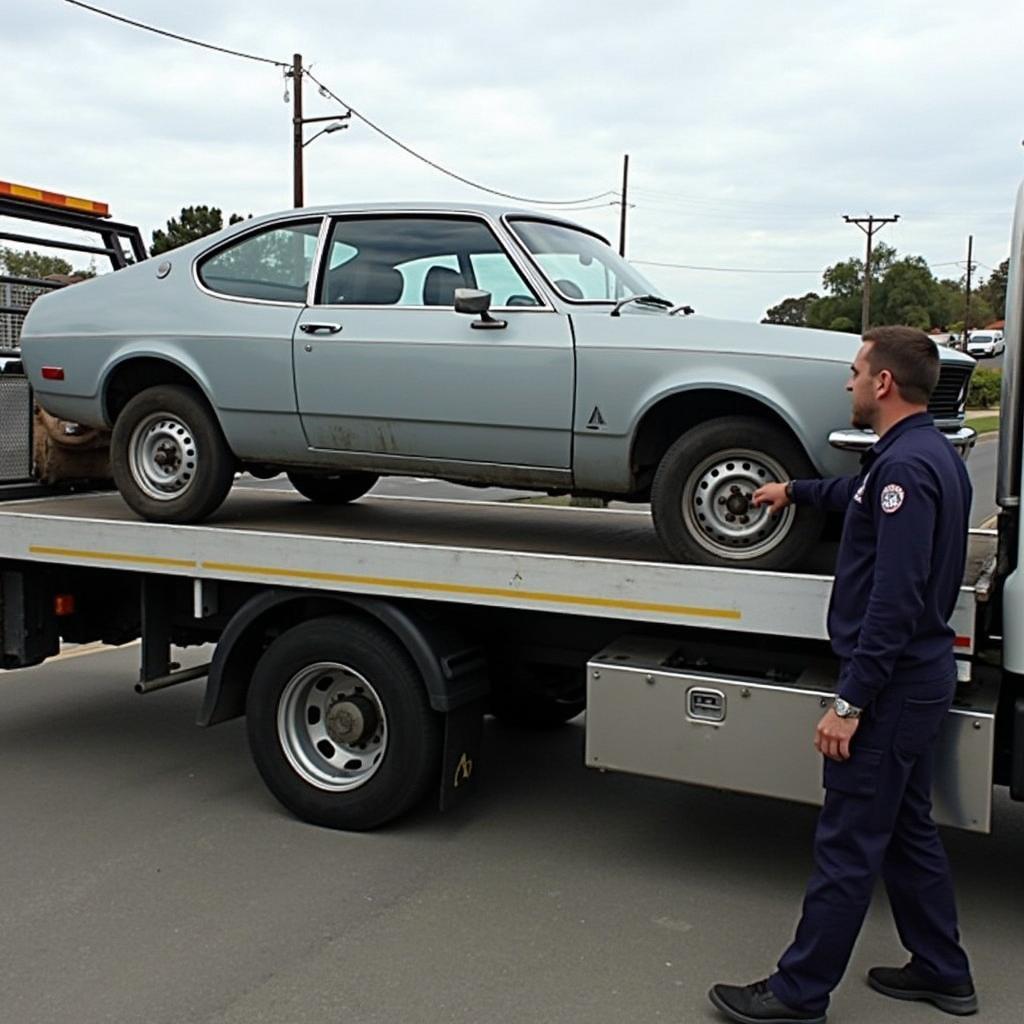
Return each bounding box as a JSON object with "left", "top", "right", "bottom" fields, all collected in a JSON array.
[
  {"left": 815, "top": 708, "right": 860, "bottom": 761},
  {"left": 752, "top": 481, "right": 790, "bottom": 515}
]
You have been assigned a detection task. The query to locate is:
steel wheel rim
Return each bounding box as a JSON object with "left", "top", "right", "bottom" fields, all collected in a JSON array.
[
  {"left": 277, "top": 661, "right": 388, "bottom": 792},
  {"left": 128, "top": 412, "right": 198, "bottom": 501},
  {"left": 681, "top": 447, "right": 795, "bottom": 560}
]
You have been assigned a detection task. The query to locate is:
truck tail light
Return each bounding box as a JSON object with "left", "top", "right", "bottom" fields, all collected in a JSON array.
[{"left": 54, "top": 594, "right": 76, "bottom": 616}]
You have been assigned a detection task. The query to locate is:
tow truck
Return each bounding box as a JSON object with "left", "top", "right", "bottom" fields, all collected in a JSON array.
[{"left": 0, "top": 180, "right": 1020, "bottom": 833}]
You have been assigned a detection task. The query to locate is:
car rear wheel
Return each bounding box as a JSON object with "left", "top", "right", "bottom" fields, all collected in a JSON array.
[
  {"left": 286, "top": 470, "right": 378, "bottom": 504},
  {"left": 651, "top": 416, "right": 824, "bottom": 570},
  {"left": 111, "top": 385, "right": 234, "bottom": 522}
]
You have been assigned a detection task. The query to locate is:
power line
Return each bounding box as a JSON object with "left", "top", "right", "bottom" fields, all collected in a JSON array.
[
  {"left": 631, "top": 186, "right": 835, "bottom": 217},
  {"left": 301, "top": 68, "right": 619, "bottom": 207},
  {"left": 632, "top": 260, "right": 821, "bottom": 274},
  {"left": 63, "top": 0, "right": 287, "bottom": 66},
  {"left": 64, "top": 2, "right": 621, "bottom": 209},
  {"left": 632, "top": 257, "right": 985, "bottom": 278}
]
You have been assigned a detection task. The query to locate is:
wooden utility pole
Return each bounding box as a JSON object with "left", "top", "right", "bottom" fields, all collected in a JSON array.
[
  {"left": 963, "top": 234, "right": 975, "bottom": 339},
  {"left": 618, "top": 154, "right": 629, "bottom": 257},
  {"left": 291, "top": 53, "right": 304, "bottom": 208},
  {"left": 843, "top": 213, "right": 899, "bottom": 332}
]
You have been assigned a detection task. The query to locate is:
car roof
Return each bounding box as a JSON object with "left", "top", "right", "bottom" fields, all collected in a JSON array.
[{"left": 240, "top": 202, "right": 592, "bottom": 233}]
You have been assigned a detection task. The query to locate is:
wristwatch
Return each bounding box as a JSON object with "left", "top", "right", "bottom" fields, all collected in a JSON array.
[
  {"left": 784, "top": 480, "right": 794, "bottom": 501},
  {"left": 833, "top": 697, "right": 862, "bottom": 719}
]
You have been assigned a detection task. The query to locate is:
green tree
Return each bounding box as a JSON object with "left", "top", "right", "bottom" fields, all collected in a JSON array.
[
  {"left": 979, "top": 259, "right": 1008, "bottom": 320},
  {"left": 828, "top": 315, "right": 856, "bottom": 333},
  {"left": 0, "top": 246, "right": 73, "bottom": 278},
  {"left": 873, "top": 256, "right": 944, "bottom": 328},
  {"left": 762, "top": 243, "right": 999, "bottom": 334},
  {"left": 761, "top": 292, "right": 820, "bottom": 326},
  {"left": 150, "top": 205, "right": 247, "bottom": 256}
]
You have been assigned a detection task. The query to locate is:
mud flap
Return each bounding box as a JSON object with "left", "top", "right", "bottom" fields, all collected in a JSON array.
[{"left": 439, "top": 698, "right": 484, "bottom": 811}]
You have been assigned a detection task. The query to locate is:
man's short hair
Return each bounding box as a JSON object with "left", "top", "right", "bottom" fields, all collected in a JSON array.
[{"left": 862, "top": 326, "right": 940, "bottom": 405}]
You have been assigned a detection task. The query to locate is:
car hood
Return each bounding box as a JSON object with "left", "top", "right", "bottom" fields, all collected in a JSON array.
[{"left": 575, "top": 309, "right": 976, "bottom": 370}]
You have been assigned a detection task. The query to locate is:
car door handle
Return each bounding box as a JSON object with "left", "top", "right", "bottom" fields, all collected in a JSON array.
[{"left": 300, "top": 322, "right": 343, "bottom": 334}]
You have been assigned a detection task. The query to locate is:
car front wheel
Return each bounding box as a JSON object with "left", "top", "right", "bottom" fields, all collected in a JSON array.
[
  {"left": 651, "top": 416, "right": 824, "bottom": 570},
  {"left": 111, "top": 385, "right": 235, "bottom": 523}
]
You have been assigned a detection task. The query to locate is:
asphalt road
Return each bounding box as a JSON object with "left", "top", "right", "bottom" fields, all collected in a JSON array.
[
  {"left": 1, "top": 644, "right": 1021, "bottom": 1024},
  {"left": 969, "top": 432, "right": 998, "bottom": 526}
]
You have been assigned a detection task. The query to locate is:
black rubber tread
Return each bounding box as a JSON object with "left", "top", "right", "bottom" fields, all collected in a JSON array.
[
  {"left": 650, "top": 415, "right": 825, "bottom": 570},
  {"left": 286, "top": 470, "right": 378, "bottom": 504},
  {"left": 110, "top": 384, "right": 234, "bottom": 523},
  {"left": 245, "top": 615, "right": 442, "bottom": 831}
]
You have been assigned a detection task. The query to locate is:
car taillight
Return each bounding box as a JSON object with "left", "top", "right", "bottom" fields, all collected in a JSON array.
[{"left": 41, "top": 366, "right": 65, "bottom": 381}]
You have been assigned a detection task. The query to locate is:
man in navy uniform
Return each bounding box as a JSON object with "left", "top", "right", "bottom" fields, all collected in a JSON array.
[{"left": 708, "top": 327, "right": 977, "bottom": 1023}]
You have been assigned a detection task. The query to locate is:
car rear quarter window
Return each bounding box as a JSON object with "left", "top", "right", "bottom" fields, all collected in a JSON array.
[{"left": 198, "top": 220, "right": 321, "bottom": 303}]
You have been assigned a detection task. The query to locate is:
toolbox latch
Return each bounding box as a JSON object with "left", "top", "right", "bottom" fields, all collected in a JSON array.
[{"left": 687, "top": 687, "right": 726, "bottom": 722}]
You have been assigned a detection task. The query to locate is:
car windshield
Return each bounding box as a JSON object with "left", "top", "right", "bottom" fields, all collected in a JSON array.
[{"left": 509, "top": 218, "right": 667, "bottom": 304}]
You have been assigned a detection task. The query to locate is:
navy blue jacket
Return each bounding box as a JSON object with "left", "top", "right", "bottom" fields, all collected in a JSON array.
[{"left": 792, "top": 412, "right": 971, "bottom": 708}]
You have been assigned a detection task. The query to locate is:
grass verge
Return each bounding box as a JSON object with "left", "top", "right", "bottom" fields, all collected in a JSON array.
[{"left": 968, "top": 415, "right": 1000, "bottom": 435}]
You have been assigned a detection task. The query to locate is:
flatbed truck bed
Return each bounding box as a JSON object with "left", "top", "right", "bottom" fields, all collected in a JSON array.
[
  {"left": 0, "top": 487, "right": 995, "bottom": 643},
  {"left": 0, "top": 488, "right": 1004, "bottom": 833}
]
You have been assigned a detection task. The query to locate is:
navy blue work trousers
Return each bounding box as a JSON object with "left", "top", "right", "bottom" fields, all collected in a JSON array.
[{"left": 768, "top": 682, "right": 972, "bottom": 1014}]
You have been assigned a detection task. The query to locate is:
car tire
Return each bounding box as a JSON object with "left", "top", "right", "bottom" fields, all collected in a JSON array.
[
  {"left": 111, "top": 384, "right": 235, "bottom": 523},
  {"left": 246, "top": 615, "right": 442, "bottom": 831},
  {"left": 651, "top": 415, "right": 825, "bottom": 570},
  {"left": 286, "top": 470, "right": 378, "bottom": 504}
]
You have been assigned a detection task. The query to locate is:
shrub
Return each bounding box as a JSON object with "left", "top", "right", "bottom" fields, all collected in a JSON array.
[{"left": 967, "top": 368, "right": 1002, "bottom": 409}]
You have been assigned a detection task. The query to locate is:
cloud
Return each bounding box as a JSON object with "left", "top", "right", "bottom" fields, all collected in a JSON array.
[{"left": 1, "top": 0, "right": 1021, "bottom": 317}]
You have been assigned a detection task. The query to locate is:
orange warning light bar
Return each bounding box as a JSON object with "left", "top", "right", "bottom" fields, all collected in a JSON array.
[{"left": 0, "top": 180, "right": 109, "bottom": 218}]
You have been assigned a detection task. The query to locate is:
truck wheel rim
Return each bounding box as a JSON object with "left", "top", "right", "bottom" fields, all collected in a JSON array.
[
  {"left": 681, "top": 448, "right": 795, "bottom": 560},
  {"left": 128, "top": 413, "right": 198, "bottom": 501},
  {"left": 277, "top": 661, "right": 388, "bottom": 792}
]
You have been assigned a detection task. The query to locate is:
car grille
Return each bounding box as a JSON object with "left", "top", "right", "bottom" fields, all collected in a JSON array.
[{"left": 929, "top": 365, "right": 972, "bottom": 421}]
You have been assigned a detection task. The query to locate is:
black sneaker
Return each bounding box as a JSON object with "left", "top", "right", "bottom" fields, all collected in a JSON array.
[
  {"left": 867, "top": 965, "right": 978, "bottom": 1016},
  {"left": 708, "top": 979, "right": 826, "bottom": 1024}
]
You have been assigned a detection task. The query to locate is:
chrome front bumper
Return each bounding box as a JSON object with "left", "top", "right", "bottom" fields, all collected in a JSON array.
[{"left": 828, "top": 426, "right": 977, "bottom": 460}]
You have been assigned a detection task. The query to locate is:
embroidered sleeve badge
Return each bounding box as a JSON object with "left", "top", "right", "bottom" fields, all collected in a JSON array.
[{"left": 880, "top": 483, "right": 905, "bottom": 514}]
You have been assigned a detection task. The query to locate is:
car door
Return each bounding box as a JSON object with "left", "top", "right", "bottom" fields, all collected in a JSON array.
[{"left": 292, "top": 213, "right": 574, "bottom": 470}]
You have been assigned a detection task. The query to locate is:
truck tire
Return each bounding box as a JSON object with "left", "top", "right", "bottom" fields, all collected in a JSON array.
[
  {"left": 246, "top": 615, "right": 442, "bottom": 830},
  {"left": 651, "top": 416, "right": 825, "bottom": 570},
  {"left": 286, "top": 470, "right": 378, "bottom": 504},
  {"left": 111, "top": 385, "right": 234, "bottom": 523}
]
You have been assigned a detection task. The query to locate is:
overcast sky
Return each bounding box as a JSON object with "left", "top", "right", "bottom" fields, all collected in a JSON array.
[{"left": 3, "top": 0, "right": 1023, "bottom": 320}]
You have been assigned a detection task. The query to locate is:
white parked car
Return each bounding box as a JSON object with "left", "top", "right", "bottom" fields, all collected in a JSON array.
[{"left": 967, "top": 330, "right": 1005, "bottom": 358}]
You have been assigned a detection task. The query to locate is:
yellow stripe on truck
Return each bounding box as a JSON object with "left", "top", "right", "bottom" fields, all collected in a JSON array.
[
  {"left": 29, "top": 545, "right": 196, "bottom": 569},
  {"left": 25, "top": 546, "right": 742, "bottom": 621},
  {"left": 202, "top": 559, "right": 743, "bottom": 621}
]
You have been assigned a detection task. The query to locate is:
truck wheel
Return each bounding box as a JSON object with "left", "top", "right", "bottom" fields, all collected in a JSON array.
[
  {"left": 246, "top": 615, "right": 442, "bottom": 830},
  {"left": 651, "top": 416, "right": 824, "bottom": 570},
  {"left": 286, "top": 470, "right": 378, "bottom": 504},
  {"left": 111, "top": 385, "right": 234, "bottom": 523},
  {"left": 488, "top": 662, "right": 585, "bottom": 729}
]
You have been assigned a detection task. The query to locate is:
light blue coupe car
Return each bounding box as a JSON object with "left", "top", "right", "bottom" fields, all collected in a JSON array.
[{"left": 20, "top": 203, "right": 975, "bottom": 569}]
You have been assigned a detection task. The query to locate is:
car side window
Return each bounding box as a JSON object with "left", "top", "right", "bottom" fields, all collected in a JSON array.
[
  {"left": 199, "top": 220, "right": 321, "bottom": 303},
  {"left": 316, "top": 215, "right": 541, "bottom": 307}
]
